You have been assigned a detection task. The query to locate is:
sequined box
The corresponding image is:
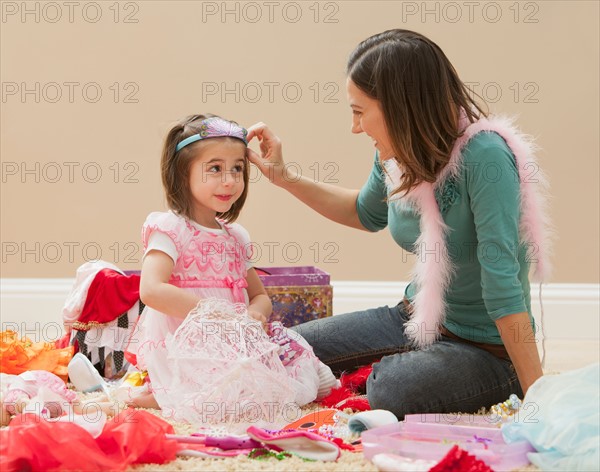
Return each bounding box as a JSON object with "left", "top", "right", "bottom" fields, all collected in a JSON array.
[{"left": 256, "top": 267, "right": 333, "bottom": 327}]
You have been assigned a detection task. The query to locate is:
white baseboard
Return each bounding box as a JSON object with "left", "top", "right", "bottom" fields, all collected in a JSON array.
[
  {"left": 1, "top": 278, "right": 76, "bottom": 342},
  {"left": 1, "top": 279, "right": 598, "bottom": 345},
  {"left": 2, "top": 278, "right": 596, "bottom": 373}
]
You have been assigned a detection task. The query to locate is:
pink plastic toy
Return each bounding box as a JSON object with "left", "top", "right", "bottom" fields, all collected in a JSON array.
[{"left": 362, "top": 414, "right": 535, "bottom": 471}]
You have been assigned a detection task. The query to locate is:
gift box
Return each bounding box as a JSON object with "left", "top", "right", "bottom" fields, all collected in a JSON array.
[
  {"left": 256, "top": 266, "right": 333, "bottom": 327},
  {"left": 125, "top": 266, "right": 333, "bottom": 328}
]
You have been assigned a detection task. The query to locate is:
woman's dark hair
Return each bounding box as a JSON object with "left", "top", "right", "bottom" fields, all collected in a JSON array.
[
  {"left": 347, "top": 29, "right": 488, "bottom": 196},
  {"left": 161, "top": 114, "right": 249, "bottom": 222}
]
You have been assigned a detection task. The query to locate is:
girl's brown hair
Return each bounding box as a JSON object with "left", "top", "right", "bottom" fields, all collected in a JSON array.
[
  {"left": 347, "top": 29, "right": 488, "bottom": 196},
  {"left": 161, "top": 114, "right": 249, "bottom": 223}
]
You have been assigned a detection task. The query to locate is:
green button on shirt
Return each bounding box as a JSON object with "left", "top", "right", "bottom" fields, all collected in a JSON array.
[{"left": 356, "top": 131, "right": 533, "bottom": 345}]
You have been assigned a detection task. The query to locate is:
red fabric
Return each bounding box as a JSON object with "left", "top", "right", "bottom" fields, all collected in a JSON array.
[
  {"left": 331, "top": 437, "right": 359, "bottom": 452},
  {"left": 340, "top": 365, "right": 373, "bottom": 390},
  {"left": 95, "top": 409, "right": 177, "bottom": 465},
  {"left": 429, "top": 445, "right": 494, "bottom": 472},
  {"left": 337, "top": 397, "right": 371, "bottom": 411},
  {"left": 55, "top": 333, "right": 71, "bottom": 349},
  {"left": 320, "top": 386, "right": 359, "bottom": 408},
  {"left": 124, "top": 348, "right": 137, "bottom": 367},
  {"left": 0, "top": 409, "right": 178, "bottom": 472},
  {"left": 319, "top": 364, "right": 375, "bottom": 411},
  {"left": 76, "top": 269, "right": 140, "bottom": 330},
  {"left": 319, "top": 387, "right": 371, "bottom": 411}
]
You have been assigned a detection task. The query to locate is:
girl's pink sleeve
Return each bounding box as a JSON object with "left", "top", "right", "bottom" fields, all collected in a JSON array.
[{"left": 141, "top": 211, "right": 186, "bottom": 254}]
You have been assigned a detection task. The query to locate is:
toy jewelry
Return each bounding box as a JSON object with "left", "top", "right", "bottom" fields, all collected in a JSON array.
[{"left": 489, "top": 393, "right": 521, "bottom": 422}]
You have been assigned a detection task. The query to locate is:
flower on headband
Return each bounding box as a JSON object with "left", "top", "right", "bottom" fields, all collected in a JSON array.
[
  {"left": 175, "top": 117, "right": 248, "bottom": 152},
  {"left": 201, "top": 117, "right": 247, "bottom": 144}
]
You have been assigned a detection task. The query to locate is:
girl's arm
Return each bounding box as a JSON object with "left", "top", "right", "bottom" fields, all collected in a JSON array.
[
  {"left": 139, "top": 250, "right": 199, "bottom": 319},
  {"left": 245, "top": 267, "right": 272, "bottom": 328},
  {"left": 496, "top": 312, "right": 543, "bottom": 395},
  {"left": 246, "top": 123, "right": 366, "bottom": 230}
]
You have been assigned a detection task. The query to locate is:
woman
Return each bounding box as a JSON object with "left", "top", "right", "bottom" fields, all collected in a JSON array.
[{"left": 246, "top": 29, "right": 551, "bottom": 418}]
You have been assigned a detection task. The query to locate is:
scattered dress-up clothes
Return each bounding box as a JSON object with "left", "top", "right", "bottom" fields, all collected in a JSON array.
[
  {"left": 63, "top": 262, "right": 141, "bottom": 379},
  {"left": 503, "top": 363, "right": 600, "bottom": 471},
  {"left": 0, "top": 331, "right": 73, "bottom": 382}
]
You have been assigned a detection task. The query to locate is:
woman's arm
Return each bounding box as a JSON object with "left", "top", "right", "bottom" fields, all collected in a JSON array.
[
  {"left": 464, "top": 135, "right": 542, "bottom": 393},
  {"left": 246, "top": 122, "right": 366, "bottom": 230},
  {"left": 496, "top": 312, "right": 543, "bottom": 394},
  {"left": 139, "top": 250, "right": 199, "bottom": 319},
  {"left": 245, "top": 267, "right": 271, "bottom": 329}
]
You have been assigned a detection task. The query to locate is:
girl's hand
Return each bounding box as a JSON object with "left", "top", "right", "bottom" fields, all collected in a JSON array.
[
  {"left": 248, "top": 309, "right": 268, "bottom": 332},
  {"left": 246, "top": 122, "right": 295, "bottom": 187}
]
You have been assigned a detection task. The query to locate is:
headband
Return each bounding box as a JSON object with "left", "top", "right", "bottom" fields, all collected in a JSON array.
[{"left": 176, "top": 117, "right": 248, "bottom": 152}]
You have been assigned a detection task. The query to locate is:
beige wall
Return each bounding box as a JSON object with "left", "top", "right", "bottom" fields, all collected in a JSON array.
[{"left": 1, "top": 1, "right": 598, "bottom": 283}]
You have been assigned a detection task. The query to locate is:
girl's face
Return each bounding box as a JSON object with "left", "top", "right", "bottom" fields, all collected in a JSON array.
[
  {"left": 188, "top": 138, "right": 247, "bottom": 227},
  {"left": 346, "top": 78, "right": 394, "bottom": 160}
]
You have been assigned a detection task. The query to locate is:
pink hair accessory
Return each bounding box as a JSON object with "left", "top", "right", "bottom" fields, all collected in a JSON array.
[{"left": 176, "top": 117, "right": 248, "bottom": 151}]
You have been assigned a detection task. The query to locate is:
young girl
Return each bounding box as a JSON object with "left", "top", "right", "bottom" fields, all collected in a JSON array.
[{"left": 124, "top": 114, "right": 337, "bottom": 424}]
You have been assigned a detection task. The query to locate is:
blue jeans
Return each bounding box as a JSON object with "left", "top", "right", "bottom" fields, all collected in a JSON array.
[{"left": 291, "top": 303, "right": 522, "bottom": 419}]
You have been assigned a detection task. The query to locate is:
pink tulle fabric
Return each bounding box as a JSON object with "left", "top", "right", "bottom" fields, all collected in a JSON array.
[{"left": 161, "top": 298, "right": 297, "bottom": 430}]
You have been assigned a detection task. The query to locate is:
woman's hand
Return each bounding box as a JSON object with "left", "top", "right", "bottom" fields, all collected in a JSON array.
[{"left": 246, "top": 122, "right": 296, "bottom": 187}]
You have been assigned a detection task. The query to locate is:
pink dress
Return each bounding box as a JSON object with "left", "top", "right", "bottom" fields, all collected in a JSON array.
[{"left": 126, "top": 211, "right": 336, "bottom": 424}]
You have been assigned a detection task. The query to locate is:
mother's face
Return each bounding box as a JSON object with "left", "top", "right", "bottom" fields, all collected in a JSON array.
[{"left": 346, "top": 78, "right": 394, "bottom": 160}]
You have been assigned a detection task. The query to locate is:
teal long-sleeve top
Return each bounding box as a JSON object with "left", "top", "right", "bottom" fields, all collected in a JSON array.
[{"left": 356, "top": 131, "right": 533, "bottom": 345}]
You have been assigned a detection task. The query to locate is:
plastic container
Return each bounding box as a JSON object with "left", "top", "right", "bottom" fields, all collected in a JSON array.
[{"left": 362, "top": 414, "right": 535, "bottom": 471}]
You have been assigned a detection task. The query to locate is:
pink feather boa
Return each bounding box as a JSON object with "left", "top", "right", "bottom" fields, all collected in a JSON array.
[{"left": 384, "top": 115, "right": 552, "bottom": 347}]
